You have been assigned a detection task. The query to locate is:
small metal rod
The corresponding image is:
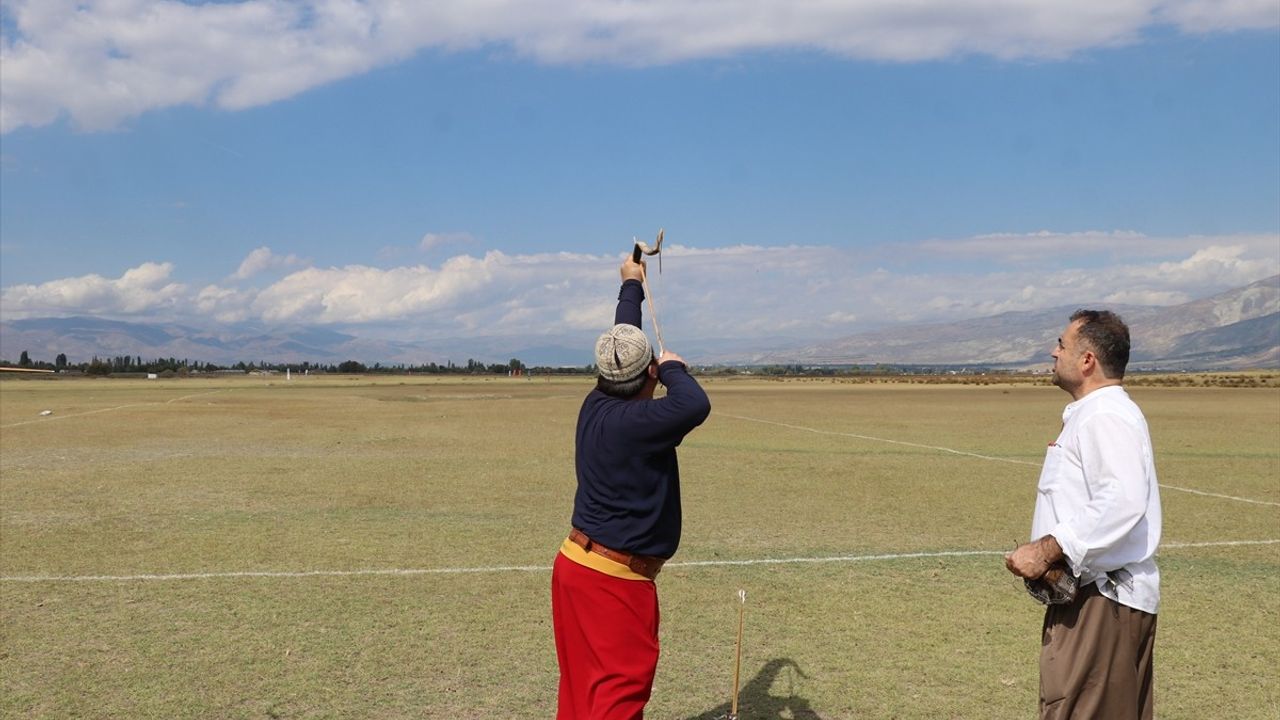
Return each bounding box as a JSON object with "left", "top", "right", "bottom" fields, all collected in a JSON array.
[{"left": 730, "top": 589, "right": 746, "bottom": 719}]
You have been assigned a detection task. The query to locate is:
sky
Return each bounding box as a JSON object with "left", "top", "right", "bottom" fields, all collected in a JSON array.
[{"left": 1, "top": 0, "right": 1278, "bottom": 350}]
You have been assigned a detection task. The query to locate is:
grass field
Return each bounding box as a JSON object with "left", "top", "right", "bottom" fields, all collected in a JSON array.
[{"left": 1, "top": 374, "right": 1277, "bottom": 719}]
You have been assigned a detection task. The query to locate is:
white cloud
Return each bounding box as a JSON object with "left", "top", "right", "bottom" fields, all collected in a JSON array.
[
  {"left": 1147, "top": 244, "right": 1279, "bottom": 285},
  {"left": 3, "top": 0, "right": 1277, "bottom": 133},
  {"left": 419, "top": 232, "right": 476, "bottom": 252},
  {"left": 249, "top": 251, "right": 512, "bottom": 324},
  {"left": 2, "top": 235, "right": 1276, "bottom": 344},
  {"left": 844, "top": 240, "right": 1279, "bottom": 323},
  {"left": 562, "top": 299, "right": 619, "bottom": 330},
  {"left": 913, "top": 230, "right": 1279, "bottom": 266},
  {"left": 0, "top": 261, "right": 185, "bottom": 319},
  {"left": 230, "top": 246, "right": 307, "bottom": 281},
  {"left": 1157, "top": 0, "right": 1280, "bottom": 32},
  {"left": 194, "top": 284, "right": 254, "bottom": 323},
  {"left": 1102, "top": 288, "right": 1191, "bottom": 305}
]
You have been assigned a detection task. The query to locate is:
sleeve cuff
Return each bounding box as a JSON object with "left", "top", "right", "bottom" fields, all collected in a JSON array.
[
  {"left": 1049, "top": 523, "right": 1090, "bottom": 576},
  {"left": 657, "top": 360, "right": 686, "bottom": 379}
]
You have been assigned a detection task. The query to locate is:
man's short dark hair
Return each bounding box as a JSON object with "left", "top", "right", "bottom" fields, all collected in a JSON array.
[
  {"left": 1070, "top": 309, "right": 1130, "bottom": 379},
  {"left": 596, "top": 356, "right": 654, "bottom": 398}
]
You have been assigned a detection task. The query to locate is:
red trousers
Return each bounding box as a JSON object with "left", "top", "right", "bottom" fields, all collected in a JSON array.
[{"left": 552, "top": 552, "right": 660, "bottom": 720}]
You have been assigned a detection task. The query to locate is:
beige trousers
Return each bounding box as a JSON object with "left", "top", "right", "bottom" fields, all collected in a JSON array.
[{"left": 1039, "top": 584, "right": 1157, "bottom": 720}]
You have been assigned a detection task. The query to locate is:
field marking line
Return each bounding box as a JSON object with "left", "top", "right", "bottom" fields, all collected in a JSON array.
[
  {"left": 3, "top": 539, "right": 1275, "bottom": 583},
  {"left": 0, "top": 390, "right": 225, "bottom": 429},
  {"left": 1158, "top": 484, "right": 1280, "bottom": 507},
  {"left": 718, "top": 412, "right": 1041, "bottom": 466},
  {"left": 674, "top": 539, "right": 1280, "bottom": 569},
  {"left": 720, "top": 412, "right": 1280, "bottom": 508}
]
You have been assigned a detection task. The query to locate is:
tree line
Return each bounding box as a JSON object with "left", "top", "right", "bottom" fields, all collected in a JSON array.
[
  {"left": 5, "top": 350, "right": 1033, "bottom": 379},
  {"left": 3, "top": 351, "right": 596, "bottom": 376}
]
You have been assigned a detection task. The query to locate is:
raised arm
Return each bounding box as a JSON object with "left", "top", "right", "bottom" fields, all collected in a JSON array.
[{"left": 615, "top": 256, "right": 646, "bottom": 328}]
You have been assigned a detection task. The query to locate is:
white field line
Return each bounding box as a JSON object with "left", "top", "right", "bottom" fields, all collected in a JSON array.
[
  {"left": 721, "top": 412, "right": 1280, "bottom": 508},
  {"left": 1158, "top": 484, "right": 1280, "bottom": 507},
  {"left": 719, "top": 412, "right": 1040, "bottom": 466},
  {"left": 0, "top": 390, "right": 224, "bottom": 429},
  {"left": 2, "top": 539, "right": 1275, "bottom": 584}
]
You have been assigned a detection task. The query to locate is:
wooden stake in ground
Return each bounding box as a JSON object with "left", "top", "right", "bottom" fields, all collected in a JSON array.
[{"left": 730, "top": 589, "right": 747, "bottom": 720}]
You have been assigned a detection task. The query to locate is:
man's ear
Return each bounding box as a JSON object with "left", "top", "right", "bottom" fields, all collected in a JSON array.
[
  {"left": 1080, "top": 350, "right": 1097, "bottom": 375},
  {"left": 648, "top": 360, "right": 659, "bottom": 379}
]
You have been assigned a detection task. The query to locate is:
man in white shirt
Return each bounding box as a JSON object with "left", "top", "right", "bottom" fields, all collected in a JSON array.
[{"left": 1006, "top": 309, "right": 1162, "bottom": 720}]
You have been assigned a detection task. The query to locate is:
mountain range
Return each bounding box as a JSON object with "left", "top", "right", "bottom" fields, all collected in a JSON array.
[
  {"left": 1, "top": 275, "right": 1277, "bottom": 369},
  {"left": 733, "top": 274, "right": 1279, "bottom": 369}
]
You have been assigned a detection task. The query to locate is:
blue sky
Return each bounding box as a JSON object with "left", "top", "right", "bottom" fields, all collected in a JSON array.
[{"left": 1, "top": 1, "right": 1278, "bottom": 348}]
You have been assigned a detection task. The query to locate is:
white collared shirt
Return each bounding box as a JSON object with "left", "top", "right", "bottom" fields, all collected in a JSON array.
[{"left": 1031, "top": 385, "right": 1162, "bottom": 614}]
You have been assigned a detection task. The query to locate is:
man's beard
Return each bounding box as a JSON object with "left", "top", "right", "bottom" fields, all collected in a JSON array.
[{"left": 1051, "top": 367, "right": 1075, "bottom": 393}]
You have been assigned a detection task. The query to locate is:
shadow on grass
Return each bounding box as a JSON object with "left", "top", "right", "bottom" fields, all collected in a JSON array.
[{"left": 683, "top": 658, "right": 824, "bottom": 720}]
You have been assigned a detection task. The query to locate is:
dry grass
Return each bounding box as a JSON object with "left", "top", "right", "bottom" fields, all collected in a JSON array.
[{"left": 1, "top": 375, "right": 1277, "bottom": 718}]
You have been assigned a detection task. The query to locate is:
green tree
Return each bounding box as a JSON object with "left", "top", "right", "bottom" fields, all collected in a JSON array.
[
  {"left": 18, "top": 351, "right": 32, "bottom": 367},
  {"left": 55, "top": 353, "right": 68, "bottom": 370},
  {"left": 86, "top": 357, "right": 111, "bottom": 376}
]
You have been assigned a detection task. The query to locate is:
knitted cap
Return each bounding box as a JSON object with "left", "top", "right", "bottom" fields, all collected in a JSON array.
[{"left": 595, "top": 324, "right": 652, "bottom": 381}]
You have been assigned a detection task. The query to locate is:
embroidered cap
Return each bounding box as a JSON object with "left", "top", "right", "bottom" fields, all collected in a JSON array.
[{"left": 595, "top": 324, "right": 652, "bottom": 381}]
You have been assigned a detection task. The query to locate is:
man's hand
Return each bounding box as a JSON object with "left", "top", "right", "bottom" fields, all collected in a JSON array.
[
  {"left": 621, "top": 256, "right": 646, "bottom": 283},
  {"left": 657, "top": 350, "right": 685, "bottom": 368},
  {"left": 1005, "top": 535, "right": 1064, "bottom": 579}
]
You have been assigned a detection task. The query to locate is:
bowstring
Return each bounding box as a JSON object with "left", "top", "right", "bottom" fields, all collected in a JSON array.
[{"left": 640, "top": 263, "right": 666, "bottom": 356}]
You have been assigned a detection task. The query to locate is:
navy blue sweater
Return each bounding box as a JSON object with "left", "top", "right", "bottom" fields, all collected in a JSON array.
[{"left": 571, "top": 280, "right": 711, "bottom": 558}]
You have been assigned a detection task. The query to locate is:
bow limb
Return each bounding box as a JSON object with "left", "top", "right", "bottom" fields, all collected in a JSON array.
[{"left": 631, "top": 228, "right": 664, "bottom": 263}]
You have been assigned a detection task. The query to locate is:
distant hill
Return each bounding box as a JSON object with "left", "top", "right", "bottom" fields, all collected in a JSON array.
[
  {"left": 0, "top": 315, "right": 590, "bottom": 368},
  {"left": 2, "top": 276, "right": 1277, "bottom": 369},
  {"left": 737, "top": 275, "right": 1280, "bottom": 369}
]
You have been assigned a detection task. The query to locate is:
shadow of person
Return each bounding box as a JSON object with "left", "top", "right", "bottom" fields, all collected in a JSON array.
[{"left": 683, "top": 658, "right": 824, "bottom": 720}]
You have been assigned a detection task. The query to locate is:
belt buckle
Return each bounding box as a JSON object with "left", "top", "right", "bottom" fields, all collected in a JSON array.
[{"left": 628, "top": 555, "right": 661, "bottom": 579}]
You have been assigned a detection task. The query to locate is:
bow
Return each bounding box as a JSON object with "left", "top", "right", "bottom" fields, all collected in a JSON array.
[
  {"left": 630, "top": 229, "right": 666, "bottom": 355},
  {"left": 631, "top": 228, "right": 664, "bottom": 270}
]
